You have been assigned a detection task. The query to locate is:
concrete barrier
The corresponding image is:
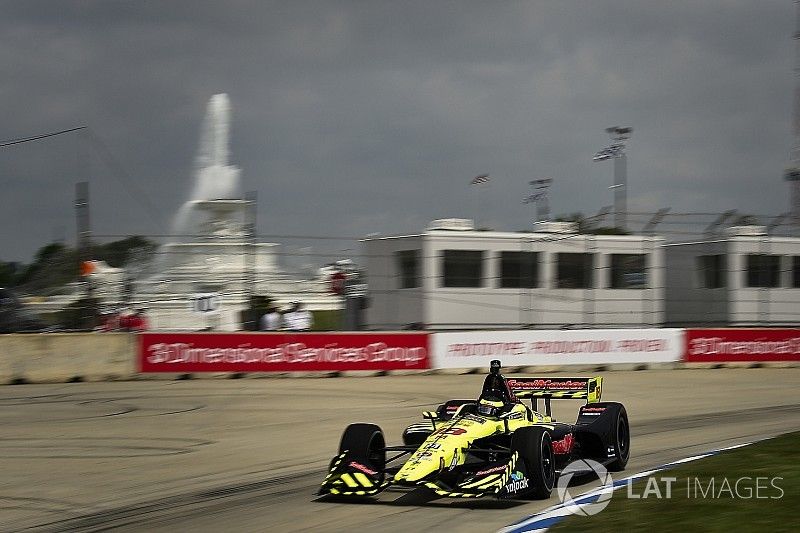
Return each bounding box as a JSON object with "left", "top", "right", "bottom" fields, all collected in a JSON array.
[
  {"left": 2, "top": 331, "right": 799, "bottom": 385},
  {"left": 0, "top": 333, "right": 136, "bottom": 384}
]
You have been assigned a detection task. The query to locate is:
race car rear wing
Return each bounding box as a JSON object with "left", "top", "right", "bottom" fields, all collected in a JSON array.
[{"left": 507, "top": 377, "right": 602, "bottom": 405}]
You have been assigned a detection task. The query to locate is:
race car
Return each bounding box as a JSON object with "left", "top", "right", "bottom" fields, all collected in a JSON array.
[{"left": 319, "top": 360, "right": 629, "bottom": 500}]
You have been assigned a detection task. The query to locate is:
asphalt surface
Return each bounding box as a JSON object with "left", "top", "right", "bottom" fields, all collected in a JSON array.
[{"left": 2, "top": 368, "right": 799, "bottom": 532}]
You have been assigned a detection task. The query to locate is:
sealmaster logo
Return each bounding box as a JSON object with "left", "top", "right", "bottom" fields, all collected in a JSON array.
[{"left": 505, "top": 471, "right": 529, "bottom": 493}]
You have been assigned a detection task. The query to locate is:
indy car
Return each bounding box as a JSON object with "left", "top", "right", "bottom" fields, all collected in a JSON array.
[{"left": 319, "top": 360, "right": 629, "bottom": 500}]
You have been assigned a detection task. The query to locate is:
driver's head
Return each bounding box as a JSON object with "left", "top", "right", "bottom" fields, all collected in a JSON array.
[{"left": 477, "top": 396, "right": 505, "bottom": 417}]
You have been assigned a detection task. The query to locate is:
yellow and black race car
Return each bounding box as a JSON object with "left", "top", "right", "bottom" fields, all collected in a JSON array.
[{"left": 319, "top": 360, "right": 629, "bottom": 500}]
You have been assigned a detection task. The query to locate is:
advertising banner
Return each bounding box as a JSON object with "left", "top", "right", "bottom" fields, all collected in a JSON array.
[
  {"left": 432, "top": 329, "right": 683, "bottom": 369},
  {"left": 685, "top": 328, "right": 800, "bottom": 363},
  {"left": 139, "top": 332, "right": 430, "bottom": 372}
]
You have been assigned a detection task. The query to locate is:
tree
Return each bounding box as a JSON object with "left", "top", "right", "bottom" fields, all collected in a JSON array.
[
  {"left": 732, "top": 214, "right": 760, "bottom": 226},
  {"left": 553, "top": 212, "right": 630, "bottom": 235}
]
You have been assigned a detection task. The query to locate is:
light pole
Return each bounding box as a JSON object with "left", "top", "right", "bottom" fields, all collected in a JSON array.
[
  {"left": 593, "top": 126, "right": 632, "bottom": 231},
  {"left": 523, "top": 178, "right": 553, "bottom": 222}
]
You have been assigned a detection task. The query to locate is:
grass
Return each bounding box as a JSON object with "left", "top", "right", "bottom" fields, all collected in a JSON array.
[
  {"left": 551, "top": 431, "right": 800, "bottom": 533},
  {"left": 312, "top": 309, "right": 342, "bottom": 331}
]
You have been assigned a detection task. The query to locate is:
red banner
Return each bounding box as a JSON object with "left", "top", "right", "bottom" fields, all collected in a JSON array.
[
  {"left": 138, "top": 332, "right": 430, "bottom": 372},
  {"left": 685, "top": 328, "right": 800, "bottom": 362}
]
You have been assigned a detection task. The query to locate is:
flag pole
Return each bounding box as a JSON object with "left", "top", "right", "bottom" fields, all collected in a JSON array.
[{"left": 471, "top": 174, "right": 490, "bottom": 229}]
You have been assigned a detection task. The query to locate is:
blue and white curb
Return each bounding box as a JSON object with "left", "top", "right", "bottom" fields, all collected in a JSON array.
[{"left": 498, "top": 441, "right": 755, "bottom": 533}]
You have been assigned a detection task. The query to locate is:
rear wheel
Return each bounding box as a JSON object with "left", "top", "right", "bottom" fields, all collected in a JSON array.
[
  {"left": 607, "top": 406, "right": 630, "bottom": 471},
  {"left": 511, "top": 426, "right": 555, "bottom": 499},
  {"left": 339, "top": 423, "right": 386, "bottom": 480}
]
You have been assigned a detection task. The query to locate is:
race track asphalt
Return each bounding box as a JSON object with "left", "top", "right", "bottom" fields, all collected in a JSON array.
[{"left": 2, "top": 368, "right": 799, "bottom": 532}]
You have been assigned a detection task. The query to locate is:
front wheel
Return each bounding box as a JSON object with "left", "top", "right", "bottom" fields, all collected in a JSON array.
[
  {"left": 511, "top": 426, "right": 555, "bottom": 499},
  {"left": 338, "top": 423, "right": 386, "bottom": 481}
]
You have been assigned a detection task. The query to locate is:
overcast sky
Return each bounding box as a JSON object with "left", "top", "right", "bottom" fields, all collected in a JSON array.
[{"left": 0, "top": 0, "right": 796, "bottom": 262}]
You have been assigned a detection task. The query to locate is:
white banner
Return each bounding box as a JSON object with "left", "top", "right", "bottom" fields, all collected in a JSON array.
[{"left": 432, "top": 329, "right": 683, "bottom": 368}]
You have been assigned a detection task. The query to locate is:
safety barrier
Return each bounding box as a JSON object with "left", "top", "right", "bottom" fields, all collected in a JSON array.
[
  {"left": 0, "top": 333, "right": 136, "bottom": 383},
  {"left": 2, "top": 328, "right": 800, "bottom": 384}
]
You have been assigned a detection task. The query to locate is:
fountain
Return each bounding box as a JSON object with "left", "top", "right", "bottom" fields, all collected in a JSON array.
[{"left": 130, "top": 94, "right": 340, "bottom": 330}]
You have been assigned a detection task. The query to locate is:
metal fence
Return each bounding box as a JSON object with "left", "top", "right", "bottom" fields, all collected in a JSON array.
[{"left": 5, "top": 210, "right": 800, "bottom": 331}]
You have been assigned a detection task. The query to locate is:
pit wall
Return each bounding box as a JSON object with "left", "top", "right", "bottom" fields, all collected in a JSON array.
[{"left": 1, "top": 328, "right": 799, "bottom": 384}]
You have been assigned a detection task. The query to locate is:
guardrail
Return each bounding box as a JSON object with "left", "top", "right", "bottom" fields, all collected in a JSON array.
[{"left": 2, "top": 328, "right": 799, "bottom": 384}]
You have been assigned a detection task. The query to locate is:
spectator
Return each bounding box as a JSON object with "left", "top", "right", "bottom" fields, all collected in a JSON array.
[
  {"left": 121, "top": 308, "right": 149, "bottom": 332},
  {"left": 132, "top": 308, "right": 149, "bottom": 331},
  {"left": 260, "top": 306, "right": 281, "bottom": 331},
  {"left": 99, "top": 310, "right": 121, "bottom": 332},
  {"left": 283, "top": 301, "right": 313, "bottom": 331}
]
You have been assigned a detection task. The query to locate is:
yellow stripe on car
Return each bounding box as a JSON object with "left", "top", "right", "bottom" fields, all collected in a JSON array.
[
  {"left": 340, "top": 474, "right": 359, "bottom": 488},
  {"left": 353, "top": 473, "right": 373, "bottom": 487}
]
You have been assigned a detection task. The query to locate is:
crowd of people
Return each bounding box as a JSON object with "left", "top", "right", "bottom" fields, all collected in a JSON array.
[
  {"left": 94, "top": 302, "right": 314, "bottom": 333},
  {"left": 260, "top": 301, "right": 313, "bottom": 331}
]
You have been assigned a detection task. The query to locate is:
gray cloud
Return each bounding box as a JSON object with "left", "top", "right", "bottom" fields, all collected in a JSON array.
[{"left": 0, "top": 0, "right": 795, "bottom": 261}]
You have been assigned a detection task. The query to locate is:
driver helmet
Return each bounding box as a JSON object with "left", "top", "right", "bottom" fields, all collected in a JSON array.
[{"left": 477, "top": 396, "right": 505, "bottom": 417}]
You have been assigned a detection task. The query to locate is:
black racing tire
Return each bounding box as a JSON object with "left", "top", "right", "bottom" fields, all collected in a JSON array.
[
  {"left": 607, "top": 405, "right": 630, "bottom": 472},
  {"left": 339, "top": 423, "right": 386, "bottom": 477},
  {"left": 511, "top": 426, "right": 555, "bottom": 499}
]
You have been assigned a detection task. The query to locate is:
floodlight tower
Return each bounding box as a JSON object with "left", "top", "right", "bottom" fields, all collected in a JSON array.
[
  {"left": 524, "top": 178, "right": 553, "bottom": 222},
  {"left": 785, "top": 1, "right": 800, "bottom": 234},
  {"left": 594, "top": 126, "right": 632, "bottom": 231}
]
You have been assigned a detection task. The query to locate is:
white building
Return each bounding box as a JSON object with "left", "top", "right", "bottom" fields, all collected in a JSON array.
[
  {"left": 362, "top": 219, "right": 664, "bottom": 330},
  {"left": 664, "top": 226, "right": 800, "bottom": 326}
]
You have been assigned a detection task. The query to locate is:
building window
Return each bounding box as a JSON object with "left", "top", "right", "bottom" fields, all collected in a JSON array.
[
  {"left": 442, "top": 250, "right": 484, "bottom": 287},
  {"left": 556, "top": 253, "right": 593, "bottom": 288},
  {"left": 794, "top": 257, "right": 800, "bottom": 288},
  {"left": 396, "top": 250, "right": 420, "bottom": 289},
  {"left": 499, "top": 251, "right": 540, "bottom": 288},
  {"left": 697, "top": 255, "right": 726, "bottom": 288},
  {"left": 610, "top": 254, "right": 647, "bottom": 289},
  {"left": 745, "top": 254, "right": 780, "bottom": 288}
]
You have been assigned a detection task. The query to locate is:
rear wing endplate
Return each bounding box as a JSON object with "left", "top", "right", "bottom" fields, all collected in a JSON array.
[{"left": 507, "top": 377, "right": 602, "bottom": 404}]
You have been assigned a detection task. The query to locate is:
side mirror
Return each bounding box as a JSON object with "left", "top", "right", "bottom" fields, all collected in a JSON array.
[{"left": 422, "top": 410, "right": 438, "bottom": 430}]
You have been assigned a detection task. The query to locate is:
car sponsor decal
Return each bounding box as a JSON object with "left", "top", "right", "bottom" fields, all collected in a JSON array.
[
  {"left": 463, "top": 414, "right": 487, "bottom": 424},
  {"left": 505, "top": 471, "right": 529, "bottom": 493},
  {"left": 507, "top": 379, "right": 589, "bottom": 391},
  {"left": 551, "top": 433, "right": 574, "bottom": 455},
  {"left": 349, "top": 461, "right": 377, "bottom": 476},
  {"left": 475, "top": 465, "right": 507, "bottom": 476},
  {"left": 439, "top": 427, "right": 467, "bottom": 436}
]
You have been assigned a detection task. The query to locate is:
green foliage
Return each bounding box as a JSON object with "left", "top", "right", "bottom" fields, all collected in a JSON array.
[
  {"left": 58, "top": 296, "right": 101, "bottom": 331},
  {"left": 12, "top": 243, "right": 76, "bottom": 292},
  {"left": 554, "top": 212, "right": 631, "bottom": 235},
  {"left": 3, "top": 236, "right": 157, "bottom": 295},
  {"left": 94, "top": 236, "right": 157, "bottom": 268},
  {"left": 311, "top": 309, "right": 342, "bottom": 331},
  {"left": 732, "top": 214, "right": 760, "bottom": 226},
  {"left": 0, "top": 261, "right": 21, "bottom": 287}
]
